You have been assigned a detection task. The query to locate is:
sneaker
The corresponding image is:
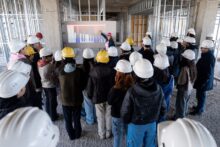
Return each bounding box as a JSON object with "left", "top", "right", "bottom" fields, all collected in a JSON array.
[
  {"left": 189, "top": 110, "right": 202, "bottom": 116},
  {"left": 106, "top": 132, "right": 111, "bottom": 139}
]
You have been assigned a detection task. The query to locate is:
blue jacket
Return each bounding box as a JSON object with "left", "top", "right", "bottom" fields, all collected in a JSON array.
[{"left": 194, "top": 51, "right": 215, "bottom": 91}]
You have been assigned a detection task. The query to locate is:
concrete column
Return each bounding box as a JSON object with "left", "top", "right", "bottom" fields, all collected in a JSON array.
[
  {"left": 195, "top": 0, "right": 218, "bottom": 43},
  {"left": 39, "top": 0, "right": 62, "bottom": 51}
]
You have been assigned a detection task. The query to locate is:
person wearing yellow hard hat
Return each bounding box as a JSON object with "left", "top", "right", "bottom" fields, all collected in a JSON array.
[
  {"left": 87, "top": 49, "right": 114, "bottom": 139},
  {"left": 58, "top": 47, "right": 86, "bottom": 140},
  {"left": 126, "top": 37, "right": 135, "bottom": 52}
]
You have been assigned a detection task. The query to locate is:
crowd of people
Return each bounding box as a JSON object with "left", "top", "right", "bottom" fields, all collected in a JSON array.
[{"left": 0, "top": 29, "right": 217, "bottom": 147}]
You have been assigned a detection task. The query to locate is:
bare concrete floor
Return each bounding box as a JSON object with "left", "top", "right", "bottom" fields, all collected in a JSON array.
[{"left": 54, "top": 80, "right": 220, "bottom": 147}]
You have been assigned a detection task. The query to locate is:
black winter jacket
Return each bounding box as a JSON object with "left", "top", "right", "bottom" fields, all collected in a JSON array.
[
  {"left": 121, "top": 79, "right": 166, "bottom": 124},
  {"left": 32, "top": 49, "right": 42, "bottom": 89},
  {"left": 0, "top": 96, "right": 25, "bottom": 119},
  {"left": 108, "top": 88, "right": 127, "bottom": 118},
  {"left": 194, "top": 51, "right": 215, "bottom": 91},
  {"left": 87, "top": 63, "right": 115, "bottom": 104},
  {"left": 108, "top": 57, "right": 119, "bottom": 68},
  {"left": 138, "top": 48, "right": 154, "bottom": 64}
]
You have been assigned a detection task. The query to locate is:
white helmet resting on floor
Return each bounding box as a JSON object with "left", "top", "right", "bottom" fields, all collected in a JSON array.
[
  {"left": 8, "top": 61, "right": 32, "bottom": 76},
  {"left": 158, "top": 118, "right": 217, "bottom": 147},
  {"left": 120, "top": 42, "right": 131, "bottom": 51},
  {"left": 129, "top": 51, "right": 143, "bottom": 66},
  {"left": 156, "top": 43, "right": 167, "bottom": 55},
  {"left": 107, "top": 46, "right": 118, "bottom": 57},
  {"left": 201, "top": 40, "right": 214, "bottom": 49},
  {"left": 133, "top": 59, "right": 154, "bottom": 79},
  {"left": 83, "top": 48, "right": 95, "bottom": 59},
  {"left": 161, "top": 38, "right": 171, "bottom": 47},
  {"left": 114, "top": 59, "right": 132, "bottom": 73},
  {"left": 9, "top": 40, "right": 26, "bottom": 53},
  {"left": 153, "top": 54, "right": 170, "bottom": 70},
  {"left": 54, "top": 50, "right": 62, "bottom": 61},
  {"left": 0, "top": 107, "right": 59, "bottom": 147},
  {"left": 0, "top": 70, "right": 30, "bottom": 98}
]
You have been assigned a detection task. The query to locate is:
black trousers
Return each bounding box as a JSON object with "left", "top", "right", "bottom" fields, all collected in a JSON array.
[
  {"left": 33, "top": 91, "right": 43, "bottom": 109},
  {"left": 44, "top": 88, "right": 58, "bottom": 121},
  {"left": 62, "top": 105, "right": 82, "bottom": 140}
]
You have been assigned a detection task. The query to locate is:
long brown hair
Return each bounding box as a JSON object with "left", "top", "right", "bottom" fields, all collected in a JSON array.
[{"left": 114, "top": 71, "right": 134, "bottom": 90}]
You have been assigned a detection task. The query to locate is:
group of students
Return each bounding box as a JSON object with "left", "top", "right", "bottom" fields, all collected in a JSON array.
[{"left": 0, "top": 30, "right": 217, "bottom": 147}]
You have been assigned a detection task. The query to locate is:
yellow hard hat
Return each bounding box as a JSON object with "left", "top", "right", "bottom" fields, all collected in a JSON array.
[
  {"left": 96, "top": 49, "right": 109, "bottom": 63},
  {"left": 62, "top": 47, "right": 75, "bottom": 58},
  {"left": 126, "top": 37, "right": 134, "bottom": 46},
  {"left": 23, "top": 46, "right": 36, "bottom": 56}
]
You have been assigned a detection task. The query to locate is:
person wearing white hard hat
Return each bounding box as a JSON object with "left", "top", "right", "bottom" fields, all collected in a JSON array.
[
  {"left": 27, "top": 35, "right": 43, "bottom": 109},
  {"left": 8, "top": 61, "right": 35, "bottom": 106},
  {"left": 108, "top": 60, "right": 134, "bottom": 147},
  {"left": 121, "top": 59, "right": 166, "bottom": 147},
  {"left": 153, "top": 54, "right": 174, "bottom": 118},
  {"left": 187, "top": 28, "right": 196, "bottom": 38},
  {"left": 119, "top": 42, "right": 132, "bottom": 61},
  {"left": 157, "top": 118, "right": 217, "bottom": 147},
  {"left": 191, "top": 40, "right": 215, "bottom": 115},
  {"left": 129, "top": 51, "right": 143, "bottom": 66},
  {"left": 0, "top": 70, "right": 30, "bottom": 119},
  {"left": 0, "top": 107, "right": 59, "bottom": 147},
  {"left": 145, "top": 31, "right": 152, "bottom": 40},
  {"left": 37, "top": 48, "right": 58, "bottom": 121},
  {"left": 81, "top": 48, "right": 96, "bottom": 125},
  {"left": 139, "top": 37, "right": 154, "bottom": 64},
  {"left": 53, "top": 50, "right": 63, "bottom": 82},
  {"left": 174, "top": 49, "right": 197, "bottom": 119},
  {"left": 107, "top": 46, "right": 119, "bottom": 68},
  {"left": 182, "top": 36, "right": 198, "bottom": 59}
]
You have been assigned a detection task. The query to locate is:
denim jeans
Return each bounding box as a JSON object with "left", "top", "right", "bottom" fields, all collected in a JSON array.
[
  {"left": 62, "top": 106, "right": 82, "bottom": 140},
  {"left": 112, "top": 117, "right": 124, "bottom": 147},
  {"left": 127, "top": 122, "right": 156, "bottom": 147},
  {"left": 196, "top": 89, "right": 206, "bottom": 113},
  {"left": 43, "top": 88, "right": 58, "bottom": 121},
  {"left": 175, "top": 87, "right": 190, "bottom": 118},
  {"left": 83, "top": 91, "right": 96, "bottom": 124}
]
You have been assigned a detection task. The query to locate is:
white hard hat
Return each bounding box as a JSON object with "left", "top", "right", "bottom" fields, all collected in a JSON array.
[
  {"left": 156, "top": 43, "right": 167, "bottom": 55},
  {"left": 0, "top": 107, "right": 59, "bottom": 147},
  {"left": 183, "top": 36, "right": 196, "bottom": 44},
  {"left": 182, "top": 49, "right": 195, "bottom": 60},
  {"left": 143, "top": 37, "right": 152, "bottom": 46},
  {"left": 188, "top": 28, "right": 196, "bottom": 35},
  {"left": 146, "top": 31, "right": 152, "bottom": 37},
  {"left": 8, "top": 40, "right": 26, "bottom": 53},
  {"left": 114, "top": 59, "right": 132, "bottom": 73},
  {"left": 177, "top": 39, "right": 183, "bottom": 43},
  {"left": 161, "top": 38, "right": 171, "bottom": 47},
  {"left": 107, "top": 46, "right": 118, "bottom": 57},
  {"left": 170, "top": 41, "right": 178, "bottom": 49},
  {"left": 54, "top": 50, "right": 62, "bottom": 61},
  {"left": 129, "top": 51, "right": 143, "bottom": 66},
  {"left": 133, "top": 59, "right": 154, "bottom": 79},
  {"left": 201, "top": 40, "right": 214, "bottom": 49},
  {"left": 120, "top": 42, "right": 131, "bottom": 51},
  {"left": 171, "top": 32, "right": 178, "bottom": 38},
  {"left": 27, "top": 36, "right": 40, "bottom": 45},
  {"left": 154, "top": 54, "right": 170, "bottom": 70},
  {"left": 39, "top": 48, "right": 52, "bottom": 57},
  {"left": 158, "top": 118, "right": 217, "bottom": 147},
  {"left": 0, "top": 70, "right": 30, "bottom": 98},
  {"left": 83, "top": 48, "right": 95, "bottom": 59},
  {"left": 8, "top": 61, "right": 32, "bottom": 76}
]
